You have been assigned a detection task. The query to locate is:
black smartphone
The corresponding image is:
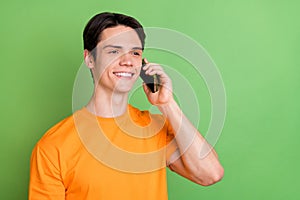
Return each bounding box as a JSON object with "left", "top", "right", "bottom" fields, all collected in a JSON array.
[{"left": 140, "top": 59, "right": 160, "bottom": 93}]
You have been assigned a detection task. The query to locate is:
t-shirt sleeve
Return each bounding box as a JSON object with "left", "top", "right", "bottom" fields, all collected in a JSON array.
[
  {"left": 29, "top": 144, "right": 65, "bottom": 200},
  {"left": 165, "top": 119, "right": 180, "bottom": 166}
]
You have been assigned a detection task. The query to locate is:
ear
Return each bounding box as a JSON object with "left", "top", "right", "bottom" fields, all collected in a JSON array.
[{"left": 84, "top": 49, "right": 94, "bottom": 69}]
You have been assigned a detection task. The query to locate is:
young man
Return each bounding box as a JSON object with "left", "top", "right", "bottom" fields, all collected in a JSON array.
[{"left": 29, "top": 12, "right": 224, "bottom": 199}]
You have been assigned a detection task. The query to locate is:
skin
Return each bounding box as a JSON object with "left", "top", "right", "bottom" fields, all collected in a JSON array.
[{"left": 84, "top": 25, "right": 224, "bottom": 186}]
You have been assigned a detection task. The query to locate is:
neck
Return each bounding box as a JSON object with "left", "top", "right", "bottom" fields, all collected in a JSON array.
[{"left": 86, "top": 86, "right": 129, "bottom": 118}]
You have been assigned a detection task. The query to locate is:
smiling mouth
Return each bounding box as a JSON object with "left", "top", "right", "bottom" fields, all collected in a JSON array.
[{"left": 113, "top": 72, "right": 134, "bottom": 78}]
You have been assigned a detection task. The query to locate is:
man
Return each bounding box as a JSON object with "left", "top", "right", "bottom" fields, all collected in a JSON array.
[{"left": 29, "top": 12, "right": 224, "bottom": 199}]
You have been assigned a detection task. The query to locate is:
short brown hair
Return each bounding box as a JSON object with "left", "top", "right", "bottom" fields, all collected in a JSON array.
[{"left": 83, "top": 12, "right": 146, "bottom": 57}]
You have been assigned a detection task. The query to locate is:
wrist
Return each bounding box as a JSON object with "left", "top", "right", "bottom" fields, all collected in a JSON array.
[{"left": 158, "top": 98, "right": 180, "bottom": 117}]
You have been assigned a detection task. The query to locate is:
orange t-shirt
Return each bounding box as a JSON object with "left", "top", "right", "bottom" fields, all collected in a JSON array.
[{"left": 29, "top": 105, "right": 177, "bottom": 200}]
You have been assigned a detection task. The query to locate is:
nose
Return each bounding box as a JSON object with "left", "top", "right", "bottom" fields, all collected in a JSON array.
[{"left": 119, "top": 52, "right": 133, "bottom": 67}]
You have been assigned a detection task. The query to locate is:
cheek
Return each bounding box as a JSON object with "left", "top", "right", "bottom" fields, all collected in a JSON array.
[
  {"left": 136, "top": 65, "right": 142, "bottom": 75},
  {"left": 92, "top": 62, "right": 109, "bottom": 82},
  {"left": 98, "top": 56, "right": 121, "bottom": 72},
  {"left": 134, "top": 58, "right": 143, "bottom": 68},
  {"left": 95, "top": 54, "right": 113, "bottom": 71}
]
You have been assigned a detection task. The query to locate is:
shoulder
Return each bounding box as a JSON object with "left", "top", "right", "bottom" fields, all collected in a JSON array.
[
  {"left": 36, "top": 109, "right": 85, "bottom": 153},
  {"left": 39, "top": 116, "right": 74, "bottom": 145}
]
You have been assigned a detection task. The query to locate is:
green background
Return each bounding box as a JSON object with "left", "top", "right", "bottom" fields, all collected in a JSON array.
[{"left": 1, "top": 0, "right": 299, "bottom": 199}]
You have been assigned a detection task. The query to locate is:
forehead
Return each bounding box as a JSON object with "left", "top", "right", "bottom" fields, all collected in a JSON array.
[{"left": 99, "top": 25, "right": 142, "bottom": 48}]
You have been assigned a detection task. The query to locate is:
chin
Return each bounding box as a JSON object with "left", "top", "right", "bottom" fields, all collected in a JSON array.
[
  {"left": 113, "top": 87, "right": 133, "bottom": 94},
  {"left": 113, "top": 81, "right": 136, "bottom": 94}
]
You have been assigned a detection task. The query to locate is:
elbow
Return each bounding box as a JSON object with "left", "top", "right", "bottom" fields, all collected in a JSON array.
[
  {"left": 203, "top": 167, "right": 224, "bottom": 186},
  {"left": 194, "top": 166, "right": 224, "bottom": 186}
]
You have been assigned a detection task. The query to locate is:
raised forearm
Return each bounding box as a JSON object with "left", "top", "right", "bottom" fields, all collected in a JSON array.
[{"left": 158, "top": 99, "right": 224, "bottom": 185}]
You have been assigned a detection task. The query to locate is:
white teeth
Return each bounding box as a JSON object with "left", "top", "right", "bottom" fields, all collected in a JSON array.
[{"left": 114, "top": 72, "right": 133, "bottom": 77}]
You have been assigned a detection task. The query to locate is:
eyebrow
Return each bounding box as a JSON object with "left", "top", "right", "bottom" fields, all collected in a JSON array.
[
  {"left": 103, "top": 45, "right": 143, "bottom": 50},
  {"left": 132, "top": 47, "right": 143, "bottom": 50}
]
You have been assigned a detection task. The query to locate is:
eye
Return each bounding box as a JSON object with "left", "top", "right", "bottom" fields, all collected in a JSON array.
[
  {"left": 108, "top": 49, "right": 119, "bottom": 54},
  {"left": 132, "top": 51, "right": 141, "bottom": 56}
]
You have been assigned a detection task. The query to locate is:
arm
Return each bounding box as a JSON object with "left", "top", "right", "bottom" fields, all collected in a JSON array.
[
  {"left": 160, "top": 99, "right": 224, "bottom": 186},
  {"left": 29, "top": 144, "right": 65, "bottom": 199},
  {"left": 142, "top": 60, "right": 224, "bottom": 186}
]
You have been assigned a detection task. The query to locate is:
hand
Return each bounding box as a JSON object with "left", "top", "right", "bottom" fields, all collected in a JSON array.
[{"left": 142, "top": 58, "right": 173, "bottom": 106}]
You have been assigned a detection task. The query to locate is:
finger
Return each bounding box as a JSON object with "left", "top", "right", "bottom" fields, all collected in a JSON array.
[
  {"left": 147, "top": 68, "right": 165, "bottom": 76},
  {"left": 145, "top": 65, "right": 164, "bottom": 75},
  {"left": 146, "top": 69, "right": 170, "bottom": 81},
  {"left": 143, "top": 63, "right": 162, "bottom": 71},
  {"left": 143, "top": 58, "right": 149, "bottom": 64}
]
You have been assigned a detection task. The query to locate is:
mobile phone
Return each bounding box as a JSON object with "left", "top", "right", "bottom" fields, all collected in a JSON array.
[{"left": 140, "top": 59, "right": 160, "bottom": 93}]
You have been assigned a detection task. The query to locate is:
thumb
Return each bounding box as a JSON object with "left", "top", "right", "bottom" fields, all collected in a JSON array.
[{"left": 142, "top": 82, "right": 151, "bottom": 94}]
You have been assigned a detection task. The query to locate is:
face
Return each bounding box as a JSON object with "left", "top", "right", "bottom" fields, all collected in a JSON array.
[{"left": 86, "top": 25, "right": 143, "bottom": 94}]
